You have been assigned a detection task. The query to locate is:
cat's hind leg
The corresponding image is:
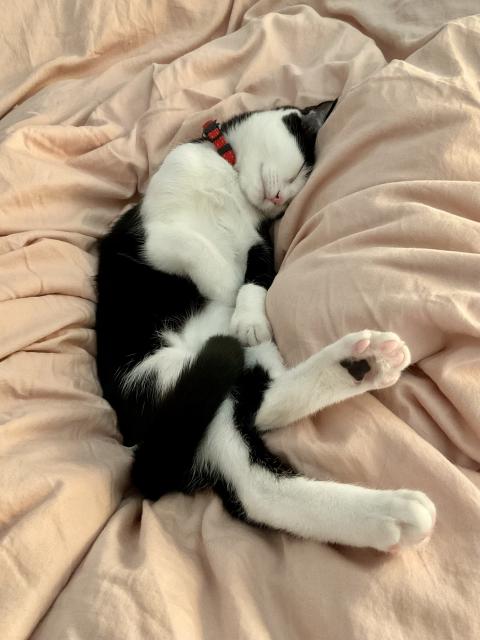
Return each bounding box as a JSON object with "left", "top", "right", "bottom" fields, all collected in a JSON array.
[
  {"left": 255, "top": 330, "right": 411, "bottom": 431},
  {"left": 196, "top": 399, "right": 435, "bottom": 551},
  {"left": 129, "top": 335, "right": 244, "bottom": 499}
]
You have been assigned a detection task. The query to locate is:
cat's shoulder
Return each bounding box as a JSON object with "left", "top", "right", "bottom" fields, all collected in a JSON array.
[{"left": 162, "top": 140, "right": 216, "bottom": 169}]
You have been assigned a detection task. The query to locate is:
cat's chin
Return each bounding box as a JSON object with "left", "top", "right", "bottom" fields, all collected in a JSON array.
[
  {"left": 255, "top": 199, "right": 283, "bottom": 218},
  {"left": 243, "top": 193, "right": 276, "bottom": 217}
]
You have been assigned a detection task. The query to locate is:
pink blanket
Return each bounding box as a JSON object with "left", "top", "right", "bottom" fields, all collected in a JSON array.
[{"left": 1, "top": 2, "right": 480, "bottom": 638}]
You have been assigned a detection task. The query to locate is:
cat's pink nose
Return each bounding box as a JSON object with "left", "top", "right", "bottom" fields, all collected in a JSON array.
[{"left": 268, "top": 192, "right": 283, "bottom": 205}]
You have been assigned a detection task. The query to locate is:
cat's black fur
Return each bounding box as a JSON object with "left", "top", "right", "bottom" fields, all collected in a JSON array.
[
  {"left": 95, "top": 104, "right": 338, "bottom": 511},
  {"left": 131, "top": 334, "right": 245, "bottom": 499}
]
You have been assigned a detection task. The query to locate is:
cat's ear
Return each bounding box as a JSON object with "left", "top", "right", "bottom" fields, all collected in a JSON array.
[{"left": 300, "top": 100, "right": 337, "bottom": 135}]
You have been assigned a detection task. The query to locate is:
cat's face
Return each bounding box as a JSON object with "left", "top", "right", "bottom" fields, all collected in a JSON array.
[{"left": 224, "top": 102, "right": 336, "bottom": 217}]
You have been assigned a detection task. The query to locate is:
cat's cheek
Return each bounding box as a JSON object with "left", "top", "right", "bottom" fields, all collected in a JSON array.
[
  {"left": 239, "top": 169, "right": 264, "bottom": 209},
  {"left": 284, "top": 182, "right": 303, "bottom": 205}
]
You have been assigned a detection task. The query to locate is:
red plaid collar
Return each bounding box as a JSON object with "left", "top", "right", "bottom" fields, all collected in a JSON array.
[{"left": 202, "top": 120, "right": 236, "bottom": 166}]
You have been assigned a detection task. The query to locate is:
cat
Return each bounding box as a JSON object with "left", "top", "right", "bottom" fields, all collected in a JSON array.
[{"left": 95, "top": 102, "right": 436, "bottom": 552}]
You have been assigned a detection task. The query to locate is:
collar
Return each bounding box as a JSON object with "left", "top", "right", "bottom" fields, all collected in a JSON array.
[{"left": 202, "top": 120, "right": 236, "bottom": 166}]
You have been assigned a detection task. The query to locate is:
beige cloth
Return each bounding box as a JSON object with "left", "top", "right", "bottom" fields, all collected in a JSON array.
[{"left": 1, "top": 2, "right": 479, "bottom": 639}]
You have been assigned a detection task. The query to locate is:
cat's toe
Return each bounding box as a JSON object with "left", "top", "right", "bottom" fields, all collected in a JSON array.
[
  {"left": 365, "top": 332, "right": 411, "bottom": 388},
  {"left": 231, "top": 311, "right": 272, "bottom": 346},
  {"left": 369, "top": 490, "right": 436, "bottom": 552}
]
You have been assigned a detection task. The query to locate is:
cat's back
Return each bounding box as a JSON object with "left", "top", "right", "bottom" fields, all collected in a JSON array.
[{"left": 95, "top": 206, "right": 205, "bottom": 395}]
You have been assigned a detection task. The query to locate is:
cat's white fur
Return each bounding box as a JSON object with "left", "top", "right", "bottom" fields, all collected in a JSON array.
[{"left": 131, "top": 109, "right": 436, "bottom": 551}]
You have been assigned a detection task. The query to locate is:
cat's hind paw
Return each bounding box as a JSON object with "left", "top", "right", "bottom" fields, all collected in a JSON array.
[
  {"left": 336, "top": 330, "right": 411, "bottom": 390},
  {"left": 361, "top": 490, "right": 436, "bottom": 553}
]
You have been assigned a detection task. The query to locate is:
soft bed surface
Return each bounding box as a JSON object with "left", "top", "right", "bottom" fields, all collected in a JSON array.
[{"left": 1, "top": 2, "right": 479, "bottom": 639}]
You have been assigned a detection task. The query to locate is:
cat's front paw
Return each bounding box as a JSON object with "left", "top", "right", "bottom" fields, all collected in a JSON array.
[
  {"left": 230, "top": 283, "right": 272, "bottom": 346},
  {"left": 356, "top": 490, "right": 436, "bottom": 553},
  {"left": 334, "top": 330, "right": 411, "bottom": 390},
  {"left": 230, "top": 309, "right": 272, "bottom": 346}
]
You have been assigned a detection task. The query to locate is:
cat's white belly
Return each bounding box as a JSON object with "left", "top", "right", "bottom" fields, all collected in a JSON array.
[{"left": 171, "top": 301, "right": 234, "bottom": 353}]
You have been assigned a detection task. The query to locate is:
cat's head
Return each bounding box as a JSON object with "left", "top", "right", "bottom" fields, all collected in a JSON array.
[{"left": 223, "top": 101, "right": 336, "bottom": 217}]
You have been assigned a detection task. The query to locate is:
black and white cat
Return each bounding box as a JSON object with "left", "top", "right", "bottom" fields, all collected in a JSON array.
[{"left": 96, "top": 102, "right": 436, "bottom": 552}]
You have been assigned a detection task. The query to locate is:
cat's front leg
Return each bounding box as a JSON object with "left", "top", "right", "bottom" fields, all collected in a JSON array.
[
  {"left": 199, "top": 261, "right": 241, "bottom": 305},
  {"left": 231, "top": 224, "right": 275, "bottom": 346},
  {"left": 143, "top": 222, "right": 240, "bottom": 305},
  {"left": 230, "top": 284, "right": 272, "bottom": 346}
]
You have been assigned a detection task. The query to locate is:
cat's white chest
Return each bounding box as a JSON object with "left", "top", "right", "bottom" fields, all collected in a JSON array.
[
  {"left": 145, "top": 144, "right": 260, "bottom": 254},
  {"left": 140, "top": 142, "right": 262, "bottom": 303},
  {"left": 202, "top": 196, "right": 259, "bottom": 259}
]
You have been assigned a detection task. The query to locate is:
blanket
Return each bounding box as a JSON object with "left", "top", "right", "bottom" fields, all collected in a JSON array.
[{"left": 1, "top": 2, "right": 480, "bottom": 638}]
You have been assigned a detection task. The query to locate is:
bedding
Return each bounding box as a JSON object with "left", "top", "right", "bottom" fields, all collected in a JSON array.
[{"left": 1, "top": 2, "right": 480, "bottom": 638}]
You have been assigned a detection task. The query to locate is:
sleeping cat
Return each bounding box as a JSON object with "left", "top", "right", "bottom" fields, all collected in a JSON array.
[{"left": 95, "top": 102, "right": 436, "bottom": 552}]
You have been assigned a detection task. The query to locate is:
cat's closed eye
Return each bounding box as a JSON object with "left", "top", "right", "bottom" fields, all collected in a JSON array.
[{"left": 288, "top": 162, "right": 305, "bottom": 183}]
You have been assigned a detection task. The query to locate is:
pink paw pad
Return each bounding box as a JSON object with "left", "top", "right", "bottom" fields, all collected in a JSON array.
[
  {"left": 353, "top": 339, "right": 370, "bottom": 355},
  {"left": 380, "top": 340, "right": 400, "bottom": 353},
  {"left": 389, "top": 350, "right": 405, "bottom": 366}
]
